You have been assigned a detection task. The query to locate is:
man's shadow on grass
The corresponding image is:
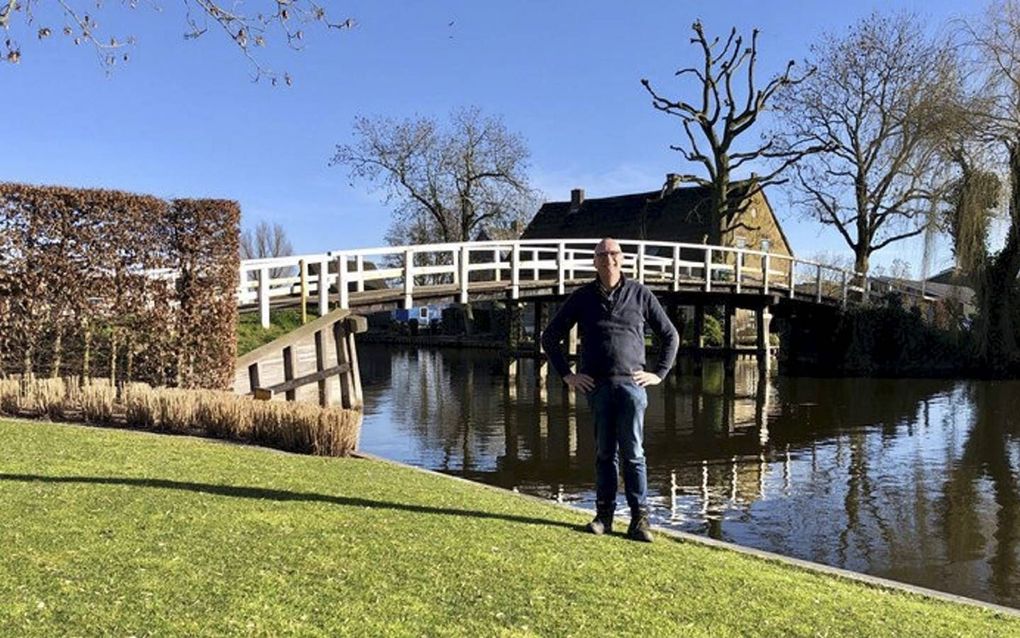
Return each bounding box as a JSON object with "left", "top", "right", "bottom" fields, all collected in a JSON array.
[{"left": 0, "top": 473, "right": 585, "bottom": 532}]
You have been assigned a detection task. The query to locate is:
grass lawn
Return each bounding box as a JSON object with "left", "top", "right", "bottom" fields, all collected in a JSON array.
[
  {"left": 237, "top": 308, "right": 305, "bottom": 356},
  {"left": 1, "top": 419, "right": 1017, "bottom": 637}
]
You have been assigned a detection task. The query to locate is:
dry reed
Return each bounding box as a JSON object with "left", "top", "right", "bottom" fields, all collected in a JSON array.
[{"left": 0, "top": 376, "right": 361, "bottom": 456}]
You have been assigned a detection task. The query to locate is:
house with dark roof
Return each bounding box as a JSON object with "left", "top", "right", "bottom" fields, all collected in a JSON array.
[{"left": 520, "top": 174, "right": 794, "bottom": 266}]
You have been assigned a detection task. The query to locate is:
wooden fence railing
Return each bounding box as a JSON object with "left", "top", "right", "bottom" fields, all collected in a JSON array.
[
  {"left": 236, "top": 239, "right": 931, "bottom": 328},
  {"left": 234, "top": 309, "right": 367, "bottom": 409}
]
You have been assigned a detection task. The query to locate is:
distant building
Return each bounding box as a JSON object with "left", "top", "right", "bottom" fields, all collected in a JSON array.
[{"left": 521, "top": 174, "right": 794, "bottom": 267}]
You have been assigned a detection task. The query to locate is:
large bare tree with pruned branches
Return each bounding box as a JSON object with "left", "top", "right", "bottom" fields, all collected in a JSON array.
[
  {"left": 641, "top": 20, "right": 822, "bottom": 246},
  {"left": 0, "top": 0, "right": 353, "bottom": 83}
]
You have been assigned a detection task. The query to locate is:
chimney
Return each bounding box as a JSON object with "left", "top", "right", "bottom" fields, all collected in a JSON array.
[
  {"left": 569, "top": 188, "right": 585, "bottom": 212},
  {"left": 664, "top": 173, "right": 681, "bottom": 195}
]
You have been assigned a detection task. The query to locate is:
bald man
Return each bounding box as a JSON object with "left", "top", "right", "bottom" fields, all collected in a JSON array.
[{"left": 541, "top": 238, "right": 679, "bottom": 542}]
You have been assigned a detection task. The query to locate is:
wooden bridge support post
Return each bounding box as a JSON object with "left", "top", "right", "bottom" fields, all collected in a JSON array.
[
  {"left": 756, "top": 307, "right": 772, "bottom": 375},
  {"left": 693, "top": 304, "right": 705, "bottom": 374},
  {"left": 282, "top": 346, "right": 296, "bottom": 401},
  {"left": 314, "top": 330, "right": 330, "bottom": 406},
  {"left": 333, "top": 321, "right": 356, "bottom": 409},
  {"left": 534, "top": 301, "right": 548, "bottom": 389},
  {"left": 723, "top": 303, "right": 736, "bottom": 374}
]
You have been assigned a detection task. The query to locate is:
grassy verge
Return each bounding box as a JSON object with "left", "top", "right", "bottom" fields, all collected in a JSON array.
[
  {"left": 1, "top": 419, "right": 1016, "bottom": 637},
  {"left": 237, "top": 308, "right": 305, "bottom": 356}
]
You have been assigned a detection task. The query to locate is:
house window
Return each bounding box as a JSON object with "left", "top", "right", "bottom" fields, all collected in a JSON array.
[
  {"left": 760, "top": 239, "right": 771, "bottom": 252},
  {"left": 734, "top": 237, "right": 747, "bottom": 250},
  {"left": 420, "top": 307, "right": 429, "bottom": 319}
]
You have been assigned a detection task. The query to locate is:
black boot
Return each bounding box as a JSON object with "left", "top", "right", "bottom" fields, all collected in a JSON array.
[
  {"left": 585, "top": 509, "right": 614, "bottom": 535},
  {"left": 627, "top": 508, "right": 653, "bottom": 543}
]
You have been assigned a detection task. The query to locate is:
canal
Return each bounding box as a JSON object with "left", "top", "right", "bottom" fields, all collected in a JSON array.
[{"left": 356, "top": 343, "right": 1020, "bottom": 608}]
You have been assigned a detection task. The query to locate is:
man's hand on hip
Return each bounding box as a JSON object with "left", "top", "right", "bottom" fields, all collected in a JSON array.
[
  {"left": 563, "top": 373, "right": 595, "bottom": 393},
  {"left": 632, "top": 371, "right": 662, "bottom": 387}
]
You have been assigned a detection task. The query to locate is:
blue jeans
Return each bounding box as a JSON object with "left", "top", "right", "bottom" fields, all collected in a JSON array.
[{"left": 587, "top": 379, "right": 648, "bottom": 516}]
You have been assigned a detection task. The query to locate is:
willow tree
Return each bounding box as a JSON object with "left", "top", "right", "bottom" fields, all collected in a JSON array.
[
  {"left": 947, "top": 0, "right": 1020, "bottom": 370},
  {"left": 641, "top": 21, "right": 822, "bottom": 246}
]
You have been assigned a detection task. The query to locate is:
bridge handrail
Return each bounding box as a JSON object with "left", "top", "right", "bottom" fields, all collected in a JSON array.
[{"left": 234, "top": 238, "right": 935, "bottom": 327}]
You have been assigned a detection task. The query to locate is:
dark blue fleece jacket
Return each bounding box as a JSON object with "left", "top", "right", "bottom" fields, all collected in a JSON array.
[{"left": 541, "top": 277, "right": 679, "bottom": 382}]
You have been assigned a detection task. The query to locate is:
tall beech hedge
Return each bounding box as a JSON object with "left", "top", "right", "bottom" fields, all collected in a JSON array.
[{"left": 0, "top": 183, "right": 240, "bottom": 389}]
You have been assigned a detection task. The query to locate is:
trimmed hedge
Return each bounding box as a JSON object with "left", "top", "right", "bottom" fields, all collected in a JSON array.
[{"left": 0, "top": 183, "right": 239, "bottom": 389}]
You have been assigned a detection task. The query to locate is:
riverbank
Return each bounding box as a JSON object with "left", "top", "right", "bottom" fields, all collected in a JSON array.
[{"left": 1, "top": 419, "right": 1017, "bottom": 636}]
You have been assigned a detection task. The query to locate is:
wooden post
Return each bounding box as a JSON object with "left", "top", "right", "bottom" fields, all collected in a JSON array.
[
  {"left": 511, "top": 244, "right": 521, "bottom": 299},
  {"left": 534, "top": 301, "right": 547, "bottom": 387},
  {"left": 282, "top": 346, "right": 296, "bottom": 401},
  {"left": 557, "top": 243, "right": 566, "bottom": 296},
  {"left": 314, "top": 329, "right": 329, "bottom": 406},
  {"left": 259, "top": 265, "right": 270, "bottom": 329},
  {"left": 337, "top": 255, "right": 350, "bottom": 310},
  {"left": 816, "top": 264, "right": 823, "bottom": 303},
  {"left": 693, "top": 304, "right": 705, "bottom": 374},
  {"left": 355, "top": 255, "right": 365, "bottom": 293},
  {"left": 637, "top": 242, "right": 646, "bottom": 283},
  {"left": 248, "top": 362, "right": 261, "bottom": 394},
  {"left": 723, "top": 303, "right": 735, "bottom": 373},
  {"left": 756, "top": 307, "right": 772, "bottom": 375},
  {"left": 333, "top": 320, "right": 355, "bottom": 409},
  {"left": 762, "top": 253, "right": 771, "bottom": 295},
  {"left": 299, "top": 259, "right": 308, "bottom": 325},
  {"left": 672, "top": 244, "right": 681, "bottom": 292},
  {"left": 403, "top": 248, "right": 414, "bottom": 310},
  {"left": 317, "top": 258, "right": 329, "bottom": 316},
  {"left": 735, "top": 251, "right": 743, "bottom": 294},
  {"left": 493, "top": 248, "right": 502, "bottom": 282},
  {"left": 788, "top": 260, "right": 796, "bottom": 299},
  {"left": 344, "top": 316, "right": 364, "bottom": 409},
  {"left": 532, "top": 248, "right": 539, "bottom": 281},
  {"left": 703, "top": 247, "right": 712, "bottom": 292},
  {"left": 459, "top": 244, "right": 470, "bottom": 304}
]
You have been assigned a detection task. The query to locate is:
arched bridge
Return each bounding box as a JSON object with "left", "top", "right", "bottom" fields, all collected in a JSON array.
[{"left": 237, "top": 238, "right": 931, "bottom": 328}]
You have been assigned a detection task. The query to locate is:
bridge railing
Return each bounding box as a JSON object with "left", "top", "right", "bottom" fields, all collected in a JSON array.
[{"left": 237, "top": 239, "right": 933, "bottom": 327}]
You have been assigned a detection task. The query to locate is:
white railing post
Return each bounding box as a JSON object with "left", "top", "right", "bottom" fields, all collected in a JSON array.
[
  {"left": 258, "top": 266, "right": 270, "bottom": 328},
  {"left": 762, "top": 254, "right": 770, "bottom": 295},
  {"left": 864, "top": 276, "right": 871, "bottom": 304},
  {"left": 493, "top": 248, "right": 501, "bottom": 282},
  {"left": 637, "top": 242, "right": 646, "bottom": 283},
  {"left": 336, "top": 254, "right": 349, "bottom": 310},
  {"left": 355, "top": 255, "right": 365, "bottom": 293},
  {"left": 317, "top": 258, "right": 329, "bottom": 316},
  {"left": 841, "top": 270, "right": 848, "bottom": 309},
  {"left": 403, "top": 248, "right": 414, "bottom": 310},
  {"left": 672, "top": 244, "right": 681, "bottom": 292},
  {"left": 788, "top": 259, "right": 796, "bottom": 299},
  {"left": 816, "top": 264, "right": 823, "bottom": 303},
  {"left": 532, "top": 249, "right": 539, "bottom": 281},
  {"left": 239, "top": 265, "right": 248, "bottom": 304},
  {"left": 567, "top": 249, "right": 575, "bottom": 280},
  {"left": 703, "top": 247, "right": 712, "bottom": 292},
  {"left": 459, "top": 244, "right": 470, "bottom": 304},
  {"left": 511, "top": 243, "right": 521, "bottom": 299},
  {"left": 735, "top": 251, "right": 743, "bottom": 294},
  {"left": 557, "top": 242, "right": 566, "bottom": 295},
  {"left": 452, "top": 248, "right": 460, "bottom": 286}
]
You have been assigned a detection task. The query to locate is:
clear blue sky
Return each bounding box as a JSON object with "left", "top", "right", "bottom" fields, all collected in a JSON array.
[{"left": 1, "top": 0, "right": 982, "bottom": 276}]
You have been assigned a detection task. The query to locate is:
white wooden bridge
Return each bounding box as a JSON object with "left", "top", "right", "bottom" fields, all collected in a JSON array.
[{"left": 236, "top": 239, "right": 931, "bottom": 329}]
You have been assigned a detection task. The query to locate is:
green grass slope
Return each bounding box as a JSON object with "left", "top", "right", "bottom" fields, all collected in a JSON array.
[{"left": 0, "top": 419, "right": 1016, "bottom": 637}]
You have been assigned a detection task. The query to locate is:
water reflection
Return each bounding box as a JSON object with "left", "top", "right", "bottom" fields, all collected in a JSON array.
[{"left": 357, "top": 343, "right": 1020, "bottom": 608}]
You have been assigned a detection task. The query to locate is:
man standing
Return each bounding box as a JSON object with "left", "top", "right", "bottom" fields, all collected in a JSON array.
[{"left": 541, "top": 238, "right": 679, "bottom": 542}]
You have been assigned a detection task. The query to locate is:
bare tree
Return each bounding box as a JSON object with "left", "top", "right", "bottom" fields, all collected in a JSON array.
[
  {"left": 774, "top": 12, "right": 960, "bottom": 275},
  {"left": 331, "top": 107, "right": 538, "bottom": 245},
  {"left": 0, "top": 1, "right": 353, "bottom": 82},
  {"left": 241, "top": 220, "right": 293, "bottom": 279},
  {"left": 640, "top": 20, "right": 823, "bottom": 245}
]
